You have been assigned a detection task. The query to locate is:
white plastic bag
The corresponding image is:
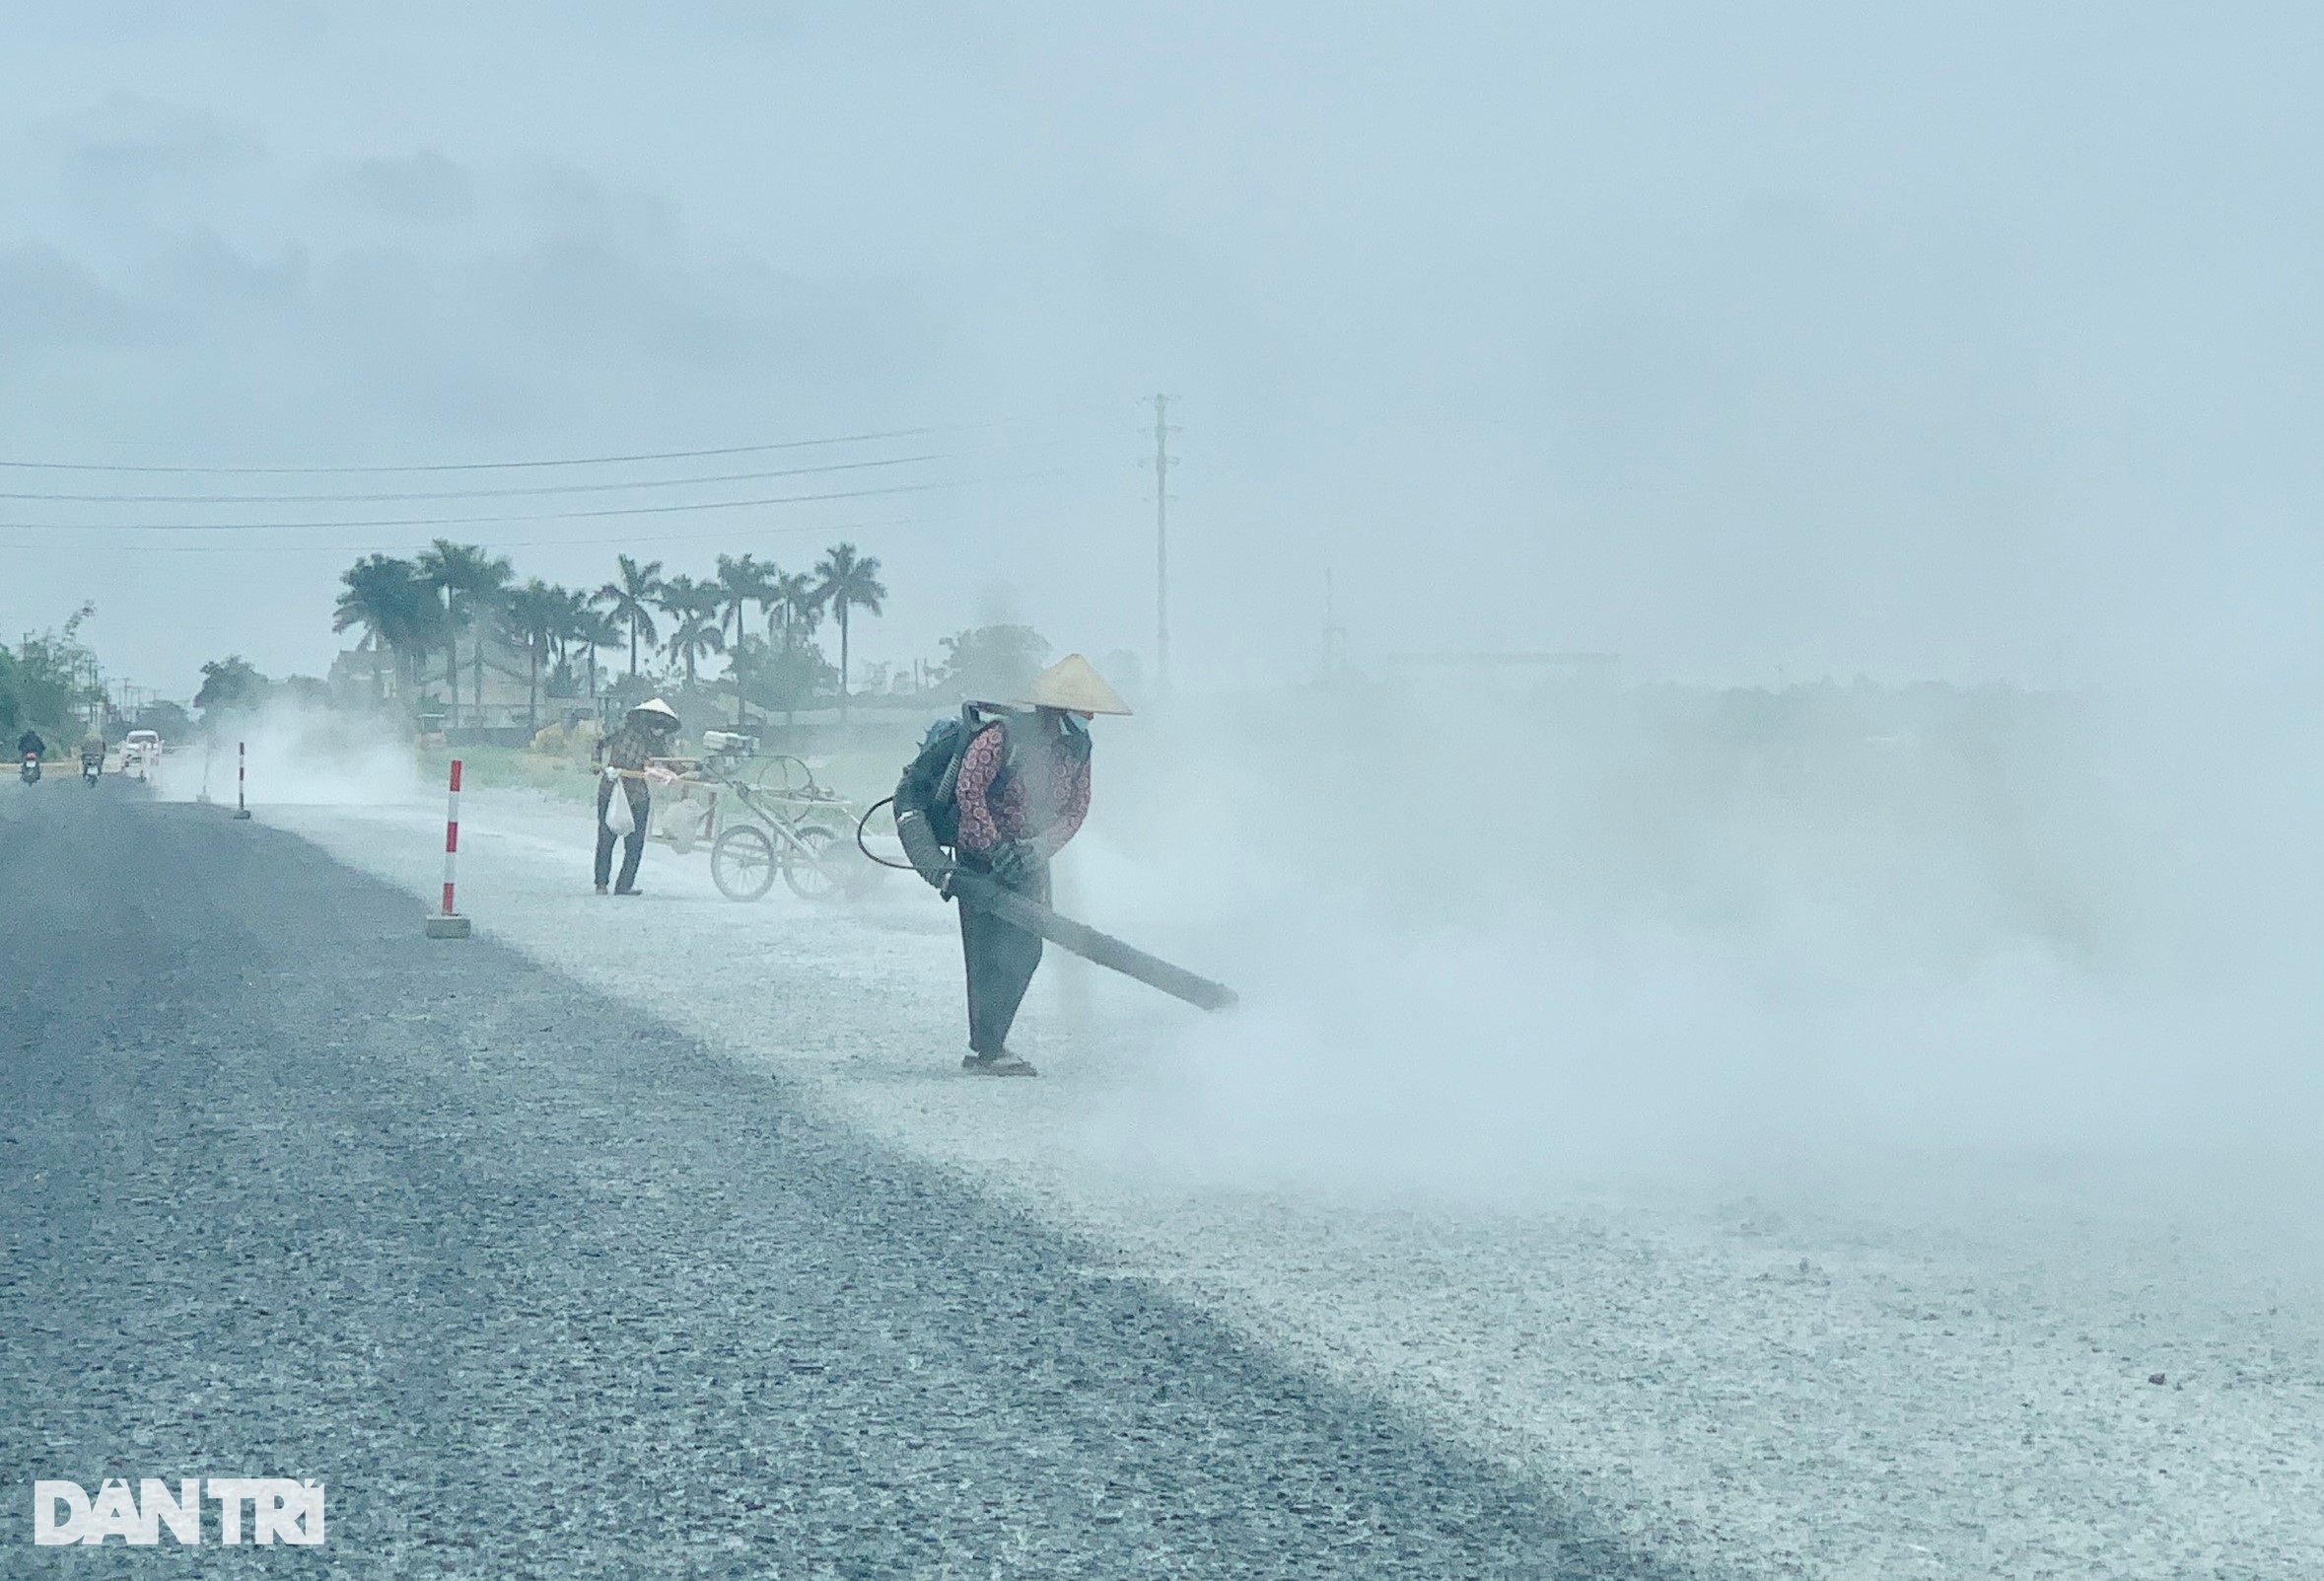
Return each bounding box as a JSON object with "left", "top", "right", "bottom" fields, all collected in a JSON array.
[
  {"left": 663, "top": 794, "right": 711, "bottom": 854},
  {"left": 600, "top": 767, "right": 635, "bottom": 836}
]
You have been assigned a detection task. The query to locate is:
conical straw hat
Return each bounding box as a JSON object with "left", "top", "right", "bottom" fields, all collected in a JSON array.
[
  {"left": 1020, "top": 654, "right": 1132, "bottom": 715},
  {"left": 630, "top": 696, "right": 681, "bottom": 721}
]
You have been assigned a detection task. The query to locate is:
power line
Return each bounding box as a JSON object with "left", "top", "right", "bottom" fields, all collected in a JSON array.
[
  {"left": 0, "top": 514, "right": 940, "bottom": 555},
  {"left": 0, "top": 424, "right": 951, "bottom": 476},
  {"left": 0, "top": 402, "right": 1130, "bottom": 476},
  {"left": 0, "top": 467, "right": 1090, "bottom": 534},
  {"left": 0, "top": 451, "right": 945, "bottom": 505}
]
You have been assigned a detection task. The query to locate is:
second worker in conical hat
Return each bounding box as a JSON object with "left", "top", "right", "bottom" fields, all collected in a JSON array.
[
  {"left": 891, "top": 653, "right": 1132, "bottom": 1076},
  {"left": 592, "top": 696, "right": 682, "bottom": 897}
]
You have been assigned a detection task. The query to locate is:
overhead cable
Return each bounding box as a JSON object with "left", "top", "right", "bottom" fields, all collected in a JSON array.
[
  {"left": 0, "top": 425, "right": 949, "bottom": 475},
  {"left": 0, "top": 467, "right": 1090, "bottom": 533},
  {"left": 0, "top": 514, "right": 938, "bottom": 554},
  {"left": 0, "top": 451, "right": 943, "bottom": 505},
  {"left": 0, "top": 401, "right": 1128, "bottom": 475}
]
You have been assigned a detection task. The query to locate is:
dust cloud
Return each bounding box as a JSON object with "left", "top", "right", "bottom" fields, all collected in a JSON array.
[
  {"left": 1067, "top": 676, "right": 2324, "bottom": 1205},
  {"left": 9, "top": 3, "right": 2319, "bottom": 1244},
  {"left": 151, "top": 701, "right": 422, "bottom": 809}
]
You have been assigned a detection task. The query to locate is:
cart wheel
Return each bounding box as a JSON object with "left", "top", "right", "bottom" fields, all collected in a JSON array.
[
  {"left": 751, "top": 755, "right": 817, "bottom": 798},
  {"left": 711, "top": 825, "right": 778, "bottom": 901},
  {"left": 781, "top": 824, "right": 845, "bottom": 901}
]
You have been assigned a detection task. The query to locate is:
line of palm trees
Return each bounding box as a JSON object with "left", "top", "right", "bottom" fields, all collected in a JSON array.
[{"left": 334, "top": 539, "right": 886, "bottom": 728}]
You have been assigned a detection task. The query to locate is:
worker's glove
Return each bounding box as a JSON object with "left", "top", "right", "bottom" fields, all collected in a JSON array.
[{"left": 988, "top": 839, "right": 1042, "bottom": 888}]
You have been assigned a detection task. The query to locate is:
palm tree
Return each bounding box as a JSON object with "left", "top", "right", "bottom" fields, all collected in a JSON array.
[
  {"left": 594, "top": 555, "right": 665, "bottom": 679},
  {"left": 749, "top": 559, "right": 786, "bottom": 635},
  {"left": 663, "top": 604, "right": 727, "bottom": 688},
  {"left": 812, "top": 542, "right": 886, "bottom": 720},
  {"left": 766, "top": 569, "right": 819, "bottom": 650},
  {"left": 501, "top": 579, "right": 566, "bottom": 730},
  {"left": 714, "top": 554, "right": 765, "bottom": 727},
  {"left": 415, "top": 541, "right": 469, "bottom": 721},
  {"left": 655, "top": 571, "right": 704, "bottom": 627},
  {"left": 466, "top": 562, "right": 514, "bottom": 722},
  {"left": 417, "top": 540, "right": 512, "bottom": 728},
  {"left": 580, "top": 604, "right": 621, "bottom": 702},
  {"left": 714, "top": 553, "right": 769, "bottom": 651},
  {"left": 653, "top": 574, "right": 720, "bottom": 693},
  {"left": 716, "top": 554, "right": 787, "bottom": 726},
  {"left": 332, "top": 553, "right": 436, "bottom": 702},
  {"left": 558, "top": 589, "right": 607, "bottom": 701},
  {"left": 542, "top": 586, "right": 571, "bottom": 694},
  {"left": 331, "top": 557, "right": 392, "bottom": 701}
]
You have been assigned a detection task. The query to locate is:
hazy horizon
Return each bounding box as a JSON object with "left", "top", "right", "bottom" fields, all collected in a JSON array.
[{"left": 5, "top": 4, "right": 2322, "bottom": 702}]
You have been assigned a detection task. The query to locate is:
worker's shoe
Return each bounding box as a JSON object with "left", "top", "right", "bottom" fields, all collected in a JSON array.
[
  {"left": 961, "top": 1050, "right": 1038, "bottom": 1078},
  {"left": 594, "top": 885, "right": 609, "bottom": 896},
  {"left": 613, "top": 887, "right": 643, "bottom": 898}
]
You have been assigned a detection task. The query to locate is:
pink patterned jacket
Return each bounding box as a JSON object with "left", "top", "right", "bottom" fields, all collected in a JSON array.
[{"left": 952, "top": 721, "right": 1092, "bottom": 856}]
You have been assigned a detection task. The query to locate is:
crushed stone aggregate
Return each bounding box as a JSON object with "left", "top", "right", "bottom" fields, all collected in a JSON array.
[
  {"left": 250, "top": 784, "right": 2324, "bottom": 1581},
  {"left": 1, "top": 788, "right": 1664, "bottom": 1577}
]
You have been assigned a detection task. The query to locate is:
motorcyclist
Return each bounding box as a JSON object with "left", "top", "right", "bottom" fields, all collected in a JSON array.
[
  {"left": 17, "top": 728, "right": 45, "bottom": 760},
  {"left": 80, "top": 733, "right": 105, "bottom": 779}
]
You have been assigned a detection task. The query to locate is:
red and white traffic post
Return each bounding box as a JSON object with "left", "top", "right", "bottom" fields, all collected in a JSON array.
[
  {"left": 231, "top": 740, "right": 252, "bottom": 819},
  {"left": 425, "top": 757, "right": 473, "bottom": 938}
]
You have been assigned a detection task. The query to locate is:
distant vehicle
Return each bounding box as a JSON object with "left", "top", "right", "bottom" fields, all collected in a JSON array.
[
  {"left": 122, "top": 730, "right": 162, "bottom": 782},
  {"left": 20, "top": 750, "right": 38, "bottom": 785}
]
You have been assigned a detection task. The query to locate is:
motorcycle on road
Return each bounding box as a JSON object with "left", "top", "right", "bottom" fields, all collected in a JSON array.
[{"left": 20, "top": 751, "right": 40, "bottom": 785}]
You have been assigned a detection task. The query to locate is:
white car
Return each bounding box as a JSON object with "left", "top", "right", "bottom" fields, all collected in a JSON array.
[{"left": 122, "top": 730, "right": 162, "bottom": 781}]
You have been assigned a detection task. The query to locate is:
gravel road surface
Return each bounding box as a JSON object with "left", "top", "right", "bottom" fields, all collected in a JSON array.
[
  {"left": 248, "top": 779, "right": 2324, "bottom": 1581},
  {"left": 0, "top": 784, "right": 1665, "bottom": 1577}
]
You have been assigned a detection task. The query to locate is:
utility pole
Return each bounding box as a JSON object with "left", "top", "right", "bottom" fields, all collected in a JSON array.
[{"left": 1150, "top": 395, "right": 1177, "bottom": 690}]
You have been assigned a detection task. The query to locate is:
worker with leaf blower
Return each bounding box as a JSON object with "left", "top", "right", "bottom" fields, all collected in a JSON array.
[{"left": 893, "top": 654, "right": 1132, "bottom": 1076}]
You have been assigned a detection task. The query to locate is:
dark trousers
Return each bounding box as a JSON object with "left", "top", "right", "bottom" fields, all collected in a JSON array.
[
  {"left": 957, "top": 854, "right": 1048, "bottom": 1055},
  {"left": 595, "top": 778, "right": 649, "bottom": 892}
]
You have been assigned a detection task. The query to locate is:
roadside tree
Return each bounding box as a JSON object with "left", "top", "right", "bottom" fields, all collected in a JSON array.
[
  {"left": 417, "top": 540, "right": 512, "bottom": 728},
  {"left": 333, "top": 553, "right": 440, "bottom": 704},
  {"left": 938, "top": 624, "right": 1050, "bottom": 703},
  {"left": 502, "top": 579, "right": 568, "bottom": 730},
  {"left": 194, "top": 656, "right": 269, "bottom": 724},
  {"left": 659, "top": 574, "right": 728, "bottom": 690},
  {"left": 595, "top": 555, "right": 665, "bottom": 678},
  {"left": 812, "top": 543, "right": 885, "bottom": 720}
]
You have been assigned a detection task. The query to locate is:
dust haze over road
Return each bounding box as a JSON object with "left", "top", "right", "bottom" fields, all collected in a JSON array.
[
  {"left": 242, "top": 736, "right": 2322, "bottom": 1579},
  {"left": 9, "top": 4, "right": 2324, "bottom": 1577},
  {"left": 2, "top": 785, "right": 1636, "bottom": 1577}
]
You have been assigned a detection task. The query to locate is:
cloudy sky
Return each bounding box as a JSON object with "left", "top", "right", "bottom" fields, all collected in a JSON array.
[{"left": 1, "top": 3, "right": 2319, "bottom": 697}]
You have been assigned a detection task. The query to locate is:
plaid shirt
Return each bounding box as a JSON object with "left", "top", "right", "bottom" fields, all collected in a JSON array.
[{"left": 596, "top": 719, "right": 668, "bottom": 775}]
